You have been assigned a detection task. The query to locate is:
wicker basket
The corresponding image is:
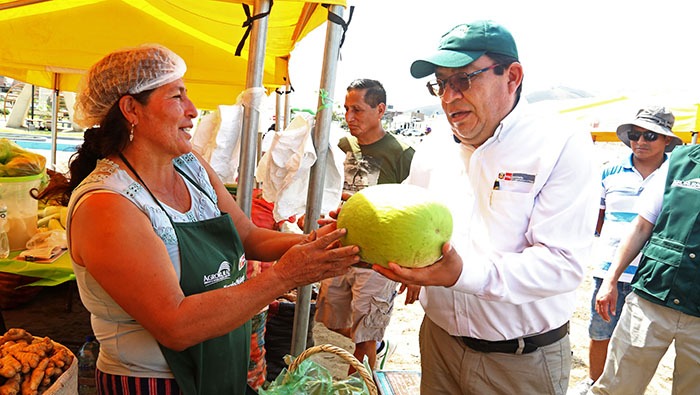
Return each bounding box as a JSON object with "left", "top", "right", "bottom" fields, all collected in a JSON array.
[
  {"left": 287, "top": 344, "right": 378, "bottom": 395},
  {"left": 43, "top": 354, "right": 77, "bottom": 395}
]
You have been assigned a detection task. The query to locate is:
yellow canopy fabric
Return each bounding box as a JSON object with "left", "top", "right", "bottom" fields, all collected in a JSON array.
[
  {"left": 0, "top": 0, "right": 345, "bottom": 109},
  {"left": 558, "top": 95, "right": 699, "bottom": 143}
]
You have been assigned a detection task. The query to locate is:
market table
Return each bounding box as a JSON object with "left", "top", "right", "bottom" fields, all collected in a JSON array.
[
  {"left": 0, "top": 250, "right": 74, "bottom": 287},
  {"left": 0, "top": 250, "right": 74, "bottom": 332}
]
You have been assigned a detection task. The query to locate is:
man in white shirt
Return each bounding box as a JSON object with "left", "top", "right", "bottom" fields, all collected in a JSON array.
[{"left": 373, "top": 20, "right": 599, "bottom": 394}]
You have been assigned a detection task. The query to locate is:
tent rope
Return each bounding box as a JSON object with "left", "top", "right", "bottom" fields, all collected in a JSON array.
[
  {"left": 275, "top": 77, "right": 294, "bottom": 95},
  {"left": 323, "top": 4, "right": 354, "bottom": 49},
  {"left": 235, "top": 0, "right": 275, "bottom": 56}
]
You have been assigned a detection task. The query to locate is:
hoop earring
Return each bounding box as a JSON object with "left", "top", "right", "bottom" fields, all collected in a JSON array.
[{"left": 129, "top": 124, "right": 135, "bottom": 142}]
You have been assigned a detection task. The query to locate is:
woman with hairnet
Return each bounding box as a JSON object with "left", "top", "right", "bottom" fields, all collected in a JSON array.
[{"left": 35, "top": 45, "right": 360, "bottom": 395}]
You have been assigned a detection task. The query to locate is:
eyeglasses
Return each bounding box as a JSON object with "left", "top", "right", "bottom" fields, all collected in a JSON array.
[
  {"left": 627, "top": 130, "right": 659, "bottom": 142},
  {"left": 426, "top": 64, "right": 501, "bottom": 97}
]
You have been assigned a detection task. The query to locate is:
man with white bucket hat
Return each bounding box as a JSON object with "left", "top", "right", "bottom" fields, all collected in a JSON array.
[
  {"left": 570, "top": 106, "right": 681, "bottom": 395},
  {"left": 592, "top": 109, "right": 700, "bottom": 393},
  {"left": 615, "top": 106, "right": 683, "bottom": 152}
]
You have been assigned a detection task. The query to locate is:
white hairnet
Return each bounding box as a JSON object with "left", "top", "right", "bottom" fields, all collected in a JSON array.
[{"left": 74, "top": 44, "right": 187, "bottom": 128}]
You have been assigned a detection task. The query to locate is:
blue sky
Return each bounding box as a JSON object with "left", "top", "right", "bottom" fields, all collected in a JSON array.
[{"left": 287, "top": 0, "right": 700, "bottom": 112}]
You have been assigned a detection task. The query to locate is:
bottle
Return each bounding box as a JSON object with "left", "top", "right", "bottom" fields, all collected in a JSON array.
[
  {"left": 77, "top": 335, "right": 100, "bottom": 392},
  {"left": 0, "top": 202, "right": 9, "bottom": 259}
]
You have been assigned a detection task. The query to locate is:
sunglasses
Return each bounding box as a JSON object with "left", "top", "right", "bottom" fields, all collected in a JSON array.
[
  {"left": 627, "top": 130, "right": 659, "bottom": 142},
  {"left": 426, "top": 64, "right": 501, "bottom": 97}
]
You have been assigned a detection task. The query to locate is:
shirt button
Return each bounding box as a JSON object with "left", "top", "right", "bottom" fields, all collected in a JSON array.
[
  {"left": 690, "top": 252, "right": 696, "bottom": 259},
  {"left": 673, "top": 298, "right": 681, "bottom": 305}
]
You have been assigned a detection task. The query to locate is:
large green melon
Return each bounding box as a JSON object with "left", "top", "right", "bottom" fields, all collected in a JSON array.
[{"left": 337, "top": 184, "right": 453, "bottom": 268}]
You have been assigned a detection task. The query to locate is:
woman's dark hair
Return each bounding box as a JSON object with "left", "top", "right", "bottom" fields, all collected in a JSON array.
[{"left": 33, "top": 90, "right": 154, "bottom": 206}]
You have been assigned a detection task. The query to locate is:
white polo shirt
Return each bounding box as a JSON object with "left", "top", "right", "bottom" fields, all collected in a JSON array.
[
  {"left": 404, "top": 101, "right": 599, "bottom": 341},
  {"left": 593, "top": 154, "right": 666, "bottom": 282},
  {"left": 636, "top": 160, "right": 670, "bottom": 225}
]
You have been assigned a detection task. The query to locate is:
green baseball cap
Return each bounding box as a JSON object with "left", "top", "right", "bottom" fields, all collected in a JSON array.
[{"left": 410, "top": 20, "right": 519, "bottom": 79}]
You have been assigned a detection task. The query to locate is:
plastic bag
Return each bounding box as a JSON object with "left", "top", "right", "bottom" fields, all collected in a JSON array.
[
  {"left": 0, "top": 138, "right": 46, "bottom": 176},
  {"left": 259, "top": 355, "right": 372, "bottom": 395},
  {"left": 255, "top": 113, "right": 344, "bottom": 223},
  {"left": 265, "top": 300, "right": 316, "bottom": 382},
  {"left": 25, "top": 229, "right": 67, "bottom": 250}
]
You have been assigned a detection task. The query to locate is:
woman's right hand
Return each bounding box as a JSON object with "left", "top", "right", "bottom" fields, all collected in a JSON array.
[
  {"left": 273, "top": 227, "right": 359, "bottom": 288},
  {"left": 298, "top": 206, "right": 340, "bottom": 233}
]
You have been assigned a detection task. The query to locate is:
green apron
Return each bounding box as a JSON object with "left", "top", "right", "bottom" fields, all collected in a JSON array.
[{"left": 120, "top": 155, "right": 254, "bottom": 395}]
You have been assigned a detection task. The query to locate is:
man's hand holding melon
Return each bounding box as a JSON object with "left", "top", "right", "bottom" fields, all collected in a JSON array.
[{"left": 335, "top": 184, "right": 462, "bottom": 287}]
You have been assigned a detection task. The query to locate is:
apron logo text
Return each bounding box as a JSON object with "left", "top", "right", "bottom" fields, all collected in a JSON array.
[
  {"left": 203, "top": 261, "right": 232, "bottom": 287},
  {"left": 671, "top": 178, "right": 700, "bottom": 191}
]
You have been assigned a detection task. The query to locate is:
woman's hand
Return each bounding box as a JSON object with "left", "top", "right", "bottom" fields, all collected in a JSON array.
[
  {"left": 373, "top": 242, "right": 462, "bottom": 288},
  {"left": 317, "top": 206, "right": 340, "bottom": 226},
  {"left": 595, "top": 278, "right": 619, "bottom": 322},
  {"left": 311, "top": 206, "right": 342, "bottom": 238},
  {"left": 315, "top": 220, "right": 337, "bottom": 239},
  {"left": 273, "top": 228, "right": 359, "bottom": 288},
  {"left": 298, "top": 206, "right": 340, "bottom": 235}
]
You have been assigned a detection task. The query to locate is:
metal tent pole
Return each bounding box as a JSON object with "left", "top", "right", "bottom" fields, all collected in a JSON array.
[
  {"left": 275, "top": 91, "right": 284, "bottom": 132},
  {"left": 236, "top": 0, "right": 271, "bottom": 217},
  {"left": 290, "top": 4, "right": 345, "bottom": 357},
  {"left": 30, "top": 85, "right": 34, "bottom": 120},
  {"left": 283, "top": 83, "right": 291, "bottom": 129},
  {"left": 49, "top": 74, "right": 60, "bottom": 169}
]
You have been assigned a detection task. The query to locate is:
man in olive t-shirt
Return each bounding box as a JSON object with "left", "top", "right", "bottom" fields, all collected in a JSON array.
[{"left": 315, "top": 79, "right": 414, "bottom": 372}]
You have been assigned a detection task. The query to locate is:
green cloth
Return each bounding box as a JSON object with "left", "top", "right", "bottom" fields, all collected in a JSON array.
[
  {"left": 633, "top": 145, "right": 700, "bottom": 317},
  {"left": 0, "top": 251, "right": 74, "bottom": 286}
]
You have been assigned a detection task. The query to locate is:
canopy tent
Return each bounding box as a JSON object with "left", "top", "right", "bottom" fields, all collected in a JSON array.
[
  {"left": 0, "top": 0, "right": 343, "bottom": 109},
  {"left": 0, "top": 0, "right": 351, "bottom": 356},
  {"left": 0, "top": 0, "right": 348, "bottom": 170},
  {"left": 557, "top": 94, "right": 700, "bottom": 144}
]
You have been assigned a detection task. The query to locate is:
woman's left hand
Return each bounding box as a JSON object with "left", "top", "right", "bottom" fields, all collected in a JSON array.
[
  {"left": 272, "top": 228, "right": 359, "bottom": 289},
  {"left": 315, "top": 221, "right": 337, "bottom": 239}
]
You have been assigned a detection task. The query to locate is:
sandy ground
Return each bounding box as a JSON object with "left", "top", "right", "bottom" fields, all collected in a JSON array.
[
  {"left": 568, "top": 274, "right": 675, "bottom": 394},
  {"left": 311, "top": 265, "right": 676, "bottom": 394}
]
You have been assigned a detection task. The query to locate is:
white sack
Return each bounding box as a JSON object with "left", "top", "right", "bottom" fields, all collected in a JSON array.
[
  {"left": 256, "top": 113, "right": 344, "bottom": 222},
  {"left": 190, "top": 87, "right": 268, "bottom": 184}
]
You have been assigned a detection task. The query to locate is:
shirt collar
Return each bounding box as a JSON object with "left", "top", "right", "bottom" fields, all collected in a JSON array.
[{"left": 624, "top": 152, "right": 669, "bottom": 170}]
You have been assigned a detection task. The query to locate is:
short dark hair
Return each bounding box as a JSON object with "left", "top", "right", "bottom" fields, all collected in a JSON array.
[
  {"left": 347, "top": 79, "right": 386, "bottom": 108},
  {"left": 486, "top": 53, "right": 522, "bottom": 99}
]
